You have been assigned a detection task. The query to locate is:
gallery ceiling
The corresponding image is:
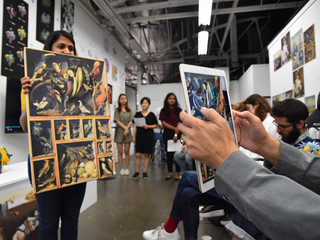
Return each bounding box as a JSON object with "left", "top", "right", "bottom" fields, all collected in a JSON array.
[{"left": 78, "top": 0, "right": 307, "bottom": 88}]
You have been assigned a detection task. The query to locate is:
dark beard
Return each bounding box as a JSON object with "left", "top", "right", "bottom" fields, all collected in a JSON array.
[{"left": 281, "top": 126, "right": 301, "bottom": 144}]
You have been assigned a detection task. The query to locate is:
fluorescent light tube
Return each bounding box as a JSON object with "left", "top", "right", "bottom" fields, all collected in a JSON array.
[
  {"left": 198, "top": 31, "right": 209, "bottom": 55},
  {"left": 199, "top": 0, "right": 213, "bottom": 26}
]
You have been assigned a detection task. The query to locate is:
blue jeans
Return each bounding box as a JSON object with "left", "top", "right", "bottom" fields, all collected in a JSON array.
[
  {"left": 153, "top": 132, "right": 166, "bottom": 158},
  {"left": 174, "top": 151, "right": 194, "bottom": 172},
  {"left": 169, "top": 171, "right": 227, "bottom": 240},
  {"left": 36, "top": 183, "right": 86, "bottom": 240}
]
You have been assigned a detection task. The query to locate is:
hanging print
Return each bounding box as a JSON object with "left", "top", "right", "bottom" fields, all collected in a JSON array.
[
  {"left": 1, "top": 0, "right": 28, "bottom": 79},
  {"left": 304, "top": 24, "right": 316, "bottom": 64},
  {"left": 36, "top": 0, "right": 55, "bottom": 43}
]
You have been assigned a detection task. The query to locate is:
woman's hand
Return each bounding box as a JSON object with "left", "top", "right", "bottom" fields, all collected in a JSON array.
[
  {"left": 132, "top": 136, "right": 136, "bottom": 144},
  {"left": 174, "top": 126, "right": 180, "bottom": 134},
  {"left": 21, "top": 77, "right": 31, "bottom": 94},
  {"left": 124, "top": 128, "right": 129, "bottom": 137},
  {"left": 144, "top": 125, "right": 149, "bottom": 129},
  {"left": 173, "top": 134, "right": 178, "bottom": 142}
]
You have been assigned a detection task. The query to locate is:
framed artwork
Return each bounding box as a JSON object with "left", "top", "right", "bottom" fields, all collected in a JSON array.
[
  {"left": 1, "top": 0, "right": 28, "bottom": 79},
  {"left": 304, "top": 24, "right": 316, "bottom": 64},
  {"left": 281, "top": 31, "right": 291, "bottom": 65},
  {"left": 305, "top": 95, "right": 315, "bottom": 115},
  {"left": 24, "top": 48, "right": 115, "bottom": 193},
  {"left": 36, "top": 0, "right": 55, "bottom": 43},
  {"left": 291, "top": 29, "right": 304, "bottom": 70},
  {"left": 273, "top": 50, "right": 282, "bottom": 71},
  {"left": 293, "top": 67, "right": 304, "bottom": 98},
  {"left": 61, "top": 0, "right": 74, "bottom": 32},
  {"left": 272, "top": 90, "right": 293, "bottom": 106}
]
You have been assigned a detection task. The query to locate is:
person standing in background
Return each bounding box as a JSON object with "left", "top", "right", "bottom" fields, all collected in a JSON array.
[
  {"left": 114, "top": 94, "right": 133, "bottom": 176},
  {"left": 160, "top": 93, "right": 182, "bottom": 181},
  {"left": 132, "top": 97, "right": 158, "bottom": 180},
  {"left": 152, "top": 107, "right": 166, "bottom": 161}
]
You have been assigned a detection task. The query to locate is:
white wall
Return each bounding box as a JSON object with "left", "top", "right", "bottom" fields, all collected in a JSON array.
[
  {"left": 268, "top": 0, "right": 320, "bottom": 103},
  {"left": 231, "top": 64, "right": 270, "bottom": 103}
]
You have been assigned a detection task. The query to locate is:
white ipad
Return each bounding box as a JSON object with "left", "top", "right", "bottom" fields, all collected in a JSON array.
[{"left": 179, "top": 64, "right": 237, "bottom": 192}]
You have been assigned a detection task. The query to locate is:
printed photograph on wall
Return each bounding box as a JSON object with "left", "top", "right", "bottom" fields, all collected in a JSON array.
[
  {"left": 273, "top": 50, "right": 281, "bottom": 71},
  {"left": 61, "top": 0, "right": 74, "bottom": 33},
  {"left": 24, "top": 48, "right": 115, "bottom": 193},
  {"left": 304, "top": 24, "right": 316, "bottom": 64},
  {"left": 281, "top": 31, "right": 291, "bottom": 65},
  {"left": 1, "top": 0, "right": 28, "bottom": 79},
  {"left": 36, "top": 0, "right": 55, "bottom": 43},
  {"left": 293, "top": 67, "right": 304, "bottom": 98},
  {"left": 291, "top": 29, "right": 304, "bottom": 70},
  {"left": 272, "top": 90, "right": 293, "bottom": 106},
  {"left": 112, "top": 65, "right": 118, "bottom": 81},
  {"left": 305, "top": 95, "right": 315, "bottom": 115}
]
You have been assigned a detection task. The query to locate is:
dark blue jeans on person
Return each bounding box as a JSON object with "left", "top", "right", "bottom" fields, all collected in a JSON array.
[
  {"left": 153, "top": 132, "right": 166, "bottom": 159},
  {"left": 169, "top": 171, "right": 228, "bottom": 240},
  {"left": 28, "top": 155, "right": 86, "bottom": 240}
]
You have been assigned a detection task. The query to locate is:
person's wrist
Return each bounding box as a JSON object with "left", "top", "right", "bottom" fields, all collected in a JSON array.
[
  {"left": 259, "top": 135, "right": 280, "bottom": 165},
  {"left": 174, "top": 133, "right": 178, "bottom": 137}
]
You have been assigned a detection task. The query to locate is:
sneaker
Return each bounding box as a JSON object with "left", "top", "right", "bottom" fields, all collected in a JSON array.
[
  {"left": 124, "top": 169, "right": 130, "bottom": 175},
  {"left": 119, "top": 169, "right": 125, "bottom": 176},
  {"left": 143, "top": 172, "right": 148, "bottom": 180},
  {"left": 143, "top": 224, "right": 180, "bottom": 240},
  {"left": 220, "top": 212, "right": 236, "bottom": 226},
  {"left": 132, "top": 172, "right": 140, "bottom": 180},
  {"left": 200, "top": 205, "right": 225, "bottom": 218}
]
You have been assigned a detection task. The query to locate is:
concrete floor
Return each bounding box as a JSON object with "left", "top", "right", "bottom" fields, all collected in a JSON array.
[{"left": 78, "top": 156, "right": 231, "bottom": 240}]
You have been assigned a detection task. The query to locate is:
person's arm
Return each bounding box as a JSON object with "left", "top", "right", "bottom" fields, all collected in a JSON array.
[
  {"left": 20, "top": 110, "right": 28, "bottom": 132},
  {"left": 271, "top": 141, "right": 320, "bottom": 194},
  {"left": 215, "top": 152, "right": 320, "bottom": 240},
  {"left": 132, "top": 124, "right": 136, "bottom": 144}
]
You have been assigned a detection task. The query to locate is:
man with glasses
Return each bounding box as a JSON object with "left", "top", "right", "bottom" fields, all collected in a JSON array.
[{"left": 272, "top": 99, "right": 320, "bottom": 155}]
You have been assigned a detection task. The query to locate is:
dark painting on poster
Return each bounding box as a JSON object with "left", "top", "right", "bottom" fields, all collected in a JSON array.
[
  {"left": 61, "top": 0, "right": 74, "bottom": 33},
  {"left": 36, "top": 0, "right": 55, "bottom": 43},
  {"left": 1, "top": 0, "right": 28, "bottom": 79},
  {"left": 304, "top": 24, "right": 316, "bottom": 64},
  {"left": 24, "top": 48, "right": 115, "bottom": 193}
]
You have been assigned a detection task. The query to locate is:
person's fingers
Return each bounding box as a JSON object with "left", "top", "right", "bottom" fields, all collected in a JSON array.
[
  {"left": 201, "top": 107, "right": 227, "bottom": 126},
  {"left": 179, "top": 111, "right": 202, "bottom": 128},
  {"left": 178, "top": 122, "right": 192, "bottom": 137}
]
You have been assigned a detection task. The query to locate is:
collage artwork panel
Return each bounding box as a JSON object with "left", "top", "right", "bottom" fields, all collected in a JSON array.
[{"left": 24, "top": 48, "right": 115, "bottom": 193}]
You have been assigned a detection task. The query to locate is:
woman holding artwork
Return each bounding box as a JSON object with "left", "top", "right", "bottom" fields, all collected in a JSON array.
[
  {"left": 160, "top": 93, "right": 182, "bottom": 180},
  {"left": 132, "top": 97, "right": 158, "bottom": 180},
  {"left": 20, "top": 30, "right": 87, "bottom": 240},
  {"left": 114, "top": 93, "right": 133, "bottom": 176}
]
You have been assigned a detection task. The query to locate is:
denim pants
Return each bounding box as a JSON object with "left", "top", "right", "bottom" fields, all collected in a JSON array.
[
  {"left": 169, "top": 171, "right": 227, "bottom": 240},
  {"left": 153, "top": 132, "right": 166, "bottom": 158},
  {"left": 36, "top": 183, "right": 86, "bottom": 240},
  {"left": 174, "top": 151, "right": 194, "bottom": 172}
]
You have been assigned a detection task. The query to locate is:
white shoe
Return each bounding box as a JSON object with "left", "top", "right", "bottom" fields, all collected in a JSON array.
[
  {"left": 119, "top": 169, "right": 125, "bottom": 175},
  {"left": 124, "top": 169, "right": 130, "bottom": 175},
  {"left": 143, "top": 224, "right": 180, "bottom": 240}
]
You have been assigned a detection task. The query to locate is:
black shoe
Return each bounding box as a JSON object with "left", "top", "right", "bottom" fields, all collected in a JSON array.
[
  {"left": 219, "top": 212, "right": 236, "bottom": 225},
  {"left": 200, "top": 205, "right": 225, "bottom": 218},
  {"left": 143, "top": 172, "right": 148, "bottom": 180},
  {"left": 131, "top": 172, "right": 139, "bottom": 180}
]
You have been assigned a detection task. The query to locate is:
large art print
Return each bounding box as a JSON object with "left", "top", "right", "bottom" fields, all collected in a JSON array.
[
  {"left": 36, "top": 0, "right": 55, "bottom": 43},
  {"left": 24, "top": 48, "right": 115, "bottom": 194},
  {"left": 291, "top": 29, "right": 304, "bottom": 70},
  {"left": 304, "top": 24, "right": 316, "bottom": 64},
  {"left": 1, "top": 0, "right": 28, "bottom": 79}
]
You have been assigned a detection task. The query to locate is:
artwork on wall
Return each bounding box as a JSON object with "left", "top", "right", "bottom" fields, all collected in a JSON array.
[
  {"left": 293, "top": 67, "right": 304, "bottom": 98},
  {"left": 24, "top": 48, "right": 115, "bottom": 193},
  {"left": 291, "top": 29, "right": 304, "bottom": 70},
  {"left": 304, "top": 24, "right": 316, "bottom": 64},
  {"left": 36, "top": 0, "right": 55, "bottom": 43},
  {"left": 61, "top": 0, "right": 74, "bottom": 33},
  {"left": 281, "top": 31, "right": 291, "bottom": 65},
  {"left": 273, "top": 49, "right": 281, "bottom": 71},
  {"left": 305, "top": 95, "right": 315, "bottom": 115},
  {"left": 1, "top": 0, "right": 28, "bottom": 79},
  {"left": 112, "top": 65, "right": 118, "bottom": 81},
  {"left": 272, "top": 89, "right": 293, "bottom": 106}
]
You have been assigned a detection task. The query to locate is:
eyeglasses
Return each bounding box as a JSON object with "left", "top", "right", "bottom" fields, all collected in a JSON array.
[{"left": 272, "top": 120, "right": 293, "bottom": 130}]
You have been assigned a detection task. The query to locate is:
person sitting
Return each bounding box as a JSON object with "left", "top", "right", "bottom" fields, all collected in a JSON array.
[
  {"left": 226, "top": 99, "right": 320, "bottom": 240},
  {"left": 179, "top": 108, "right": 320, "bottom": 240},
  {"left": 173, "top": 145, "right": 195, "bottom": 172},
  {"left": 305, "top": 91, "right": 320, "bottom": 142}
]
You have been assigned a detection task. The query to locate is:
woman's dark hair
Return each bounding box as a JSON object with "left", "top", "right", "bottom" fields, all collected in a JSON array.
[
  {"left": 163, "top": 92, "right": 180, "bottom": 116},
  {"left": 43, "top": 30, "right": 77, "bottom": 55},
  {"left": 117, "top": 93, "right": 131, "bottom": 113},
  {"left": 245, "top": 94, "right": 272, "bottom": 121},
  {"left": 140, "top": 97, "right": 151, "bottom": 105}
]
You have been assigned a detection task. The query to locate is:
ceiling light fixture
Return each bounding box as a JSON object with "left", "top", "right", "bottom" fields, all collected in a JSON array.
[
  {"left": 198, "top": 0, "right": 213, "bottom": 26},
  {"left": 198, "top": 31, "right": 209, "bottom": 55}
]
